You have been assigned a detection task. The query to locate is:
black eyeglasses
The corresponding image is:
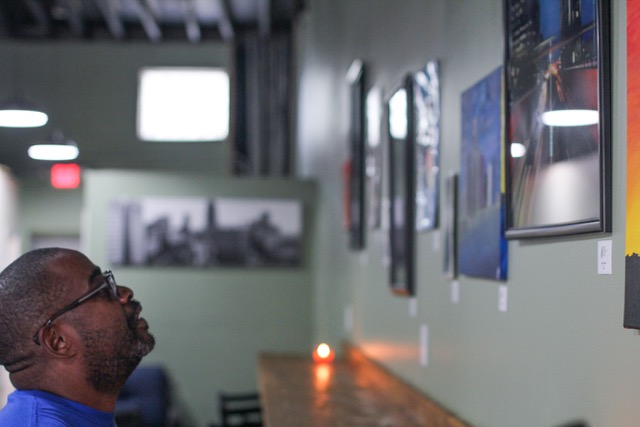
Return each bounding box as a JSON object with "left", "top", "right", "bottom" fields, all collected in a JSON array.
[{"left": 33, "top": 270, "right": 119, "bottom": 345}]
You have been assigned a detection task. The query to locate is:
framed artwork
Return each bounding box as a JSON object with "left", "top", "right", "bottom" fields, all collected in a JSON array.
[
  {"left": 503, "top": 0, "right": 611, "bottom": 238},
  {"left": 366, "top": 86, "right": 384, "bottom": 229},
  {"left": 107, "top": 197, "right": 303, "bottom": 268},
  {"left": 342, "top": 159, "right": 352, "bottom": 230},
  {"left": 414, "top": 60, "right": 441, "bottom": 232},
  {"left": 386, "top": 74, "right": 415, "bottom": 296},
  {"left": 443, "top": 172, "right": 458, "bottom": 280},
  {"left": 458, "top": 67, "right": 507, "bottom": 281},
  {"left": 625, "top": 0, "right": 640, "bottom": 329},
  {"left": 347, "top": 59, "right": 366, "bottom": 249}
]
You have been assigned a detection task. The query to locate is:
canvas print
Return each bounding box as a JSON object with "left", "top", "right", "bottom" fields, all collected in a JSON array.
[
  {"left": 414, "top": 60, "right": 441, "bottom": 232},
  {"left": 625, "top": 0, "right": 640, "bottom": 329},
  {"left": 504, "top": 0, "right": 610, "bottom": 237},
  {"left": 347, "top": 59, "right": 366, "bottom": 249},
  {"left": 108, "top": 197, "right": 303, "bottom": 267},
  {"left": 386, "top": 75, "right": 416, "bottom": 296},
  {"left": 458, "top": 67, "right": 507, "bottom": 281}
]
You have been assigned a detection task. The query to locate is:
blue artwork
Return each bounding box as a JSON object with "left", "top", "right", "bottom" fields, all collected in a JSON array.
[{"left": 458, "top": 67, "right": 508, "bottom": 281}]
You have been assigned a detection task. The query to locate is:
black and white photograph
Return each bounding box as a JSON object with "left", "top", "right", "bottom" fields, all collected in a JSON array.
[{"left": 108, "top": 197, "right": 303, "bottom": 267}]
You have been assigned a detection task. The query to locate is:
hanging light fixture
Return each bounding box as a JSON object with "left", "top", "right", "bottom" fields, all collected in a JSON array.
[
  {"left": 28, "top": 129, "right": 79, "bottom": 161},
  {"left": 0, "top": 48, "right": 49, "bottom": 128},
  {"left": 0, "top": 97, "right": 49, "bottom": 128}
]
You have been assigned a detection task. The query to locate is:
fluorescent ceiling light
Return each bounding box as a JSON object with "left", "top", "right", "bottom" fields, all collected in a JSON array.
[
  {"left": 0, "top": 102, "right": 48, "bottom": 128},
  {"left": 28, "top": 130, "right": 79, "bottom": 161},
  {"left": 540, "top": 109, "right": 599, "bottom": 127},
  {"left": 28, "top": 144, "right": 79, "bottom": 161},
  {"left": 137, "top": 67, "right": 229, "bottom": 142}
]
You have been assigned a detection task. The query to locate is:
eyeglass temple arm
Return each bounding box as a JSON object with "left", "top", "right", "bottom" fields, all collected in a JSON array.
[{"left": 32, "top": 283, "right": 107, "bottom": 345}]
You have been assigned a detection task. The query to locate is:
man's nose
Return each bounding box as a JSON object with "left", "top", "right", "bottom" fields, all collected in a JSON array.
[{"left": 116, "top": 285, "right": 134, "bottom": 303}]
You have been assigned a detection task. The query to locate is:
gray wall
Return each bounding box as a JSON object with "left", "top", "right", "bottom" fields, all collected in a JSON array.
[
  {"left": 296, "top": 1, "right": 634, "bottom": 427},
  {"left": 18, "top": 178, "right": 83, "bottom": 250},
  {"left": 83, "top": 171, "right": 317, "bottom": 426}
]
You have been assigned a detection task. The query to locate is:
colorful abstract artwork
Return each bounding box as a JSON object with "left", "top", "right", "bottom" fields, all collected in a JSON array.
[
  {"left": 625, "top": 0, "right": 640, "bottom": 328},
  {"left": 458, "top": 67, "right": 507, "bottom": 281}
]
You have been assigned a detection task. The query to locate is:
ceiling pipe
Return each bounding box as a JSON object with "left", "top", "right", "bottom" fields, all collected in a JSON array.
[
  {"left": 93, "top": 0, "right": 125, "bottom": 40},
  {"left": 60, "top": 0, "right": 86, "bottom": 37},
  {"left": 216, "top": 0, "right": 235, "bottom": 41},
  {"left": 23, "top": 0, "right": 51, "bottom": 37},
  {"left": 182, "top": 0, "right": 202, "bottom": 42},
  {"left": 132, "top": 0, "right": 162, "bottom": 42}
]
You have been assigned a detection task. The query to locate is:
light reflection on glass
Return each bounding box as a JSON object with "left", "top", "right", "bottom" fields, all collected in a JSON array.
[
  {"left": 510, "top": 142, "right": 527, "bottom": 158},
  {"left": 366, "top": 87, "right": 382, "bottom": 147},
  {"left": 389, "top": 89, "right": 407, "bottom": 139},
  {"left": 540, "top": 109, "right": 598, "bottom": 127}
]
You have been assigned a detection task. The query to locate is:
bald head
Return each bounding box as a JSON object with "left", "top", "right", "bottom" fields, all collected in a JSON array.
[{"left": 0, "top": 248, "right": 81, "bottom": 368}]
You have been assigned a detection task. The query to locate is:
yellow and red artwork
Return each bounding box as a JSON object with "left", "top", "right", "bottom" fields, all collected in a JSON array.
[{"left": 625, "top": 0, "right": 640, "bottom": 328}]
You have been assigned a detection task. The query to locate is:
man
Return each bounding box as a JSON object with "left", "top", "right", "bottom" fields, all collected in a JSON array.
[{"left": 0, "top": 247, "right": 155, "bottom": 426}]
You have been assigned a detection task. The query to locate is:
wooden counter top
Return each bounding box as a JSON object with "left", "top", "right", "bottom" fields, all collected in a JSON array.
[{"left": 258, "top": 346, "right": 470, "bottom": 427}]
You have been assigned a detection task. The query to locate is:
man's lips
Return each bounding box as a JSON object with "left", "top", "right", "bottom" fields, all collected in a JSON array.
[{"left": 126, "top": 301, "right": 148, "bottom": 327}]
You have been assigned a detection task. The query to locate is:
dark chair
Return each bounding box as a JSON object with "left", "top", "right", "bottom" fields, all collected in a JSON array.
[
  {"left": 216, "top": 392, "right": 263, "bottom": 427},
  {"left": 115, "top": 365, "right": 174, "bottom": 427}
]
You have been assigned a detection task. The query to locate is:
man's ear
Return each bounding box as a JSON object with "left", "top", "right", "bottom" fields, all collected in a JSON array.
[{"left": 41, "top": 324, "right": 78, "bottom": 358}]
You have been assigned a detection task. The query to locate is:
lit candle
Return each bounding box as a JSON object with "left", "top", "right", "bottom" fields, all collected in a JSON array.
[{"left": 312, "top": 343, "right": 335, "bottom": 363}]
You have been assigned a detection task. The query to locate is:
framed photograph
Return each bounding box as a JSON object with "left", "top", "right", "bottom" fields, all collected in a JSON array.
[
  {"left": 443, "top": 172, "right": 458, "bottom": 280},
  {"left": 347, "top": 59, "right": 366, "bottom": 249},
  {"left": 386, "top": 74, "right": 415, "bottom": 296},
  {"left": 413, "top": 60, "right": 441, "bottom": 232},
  {"left": 458, "top": 67, "right": 507, "bottom": 281},
  {"left": 503, "top": 0, "right": 611, "bottom": 238},
  {"left": 107, "top": 197, "right": 303, "bottom": 267},
  {"left": 366, "top": 86, "right": 384, "bottom": 229}
]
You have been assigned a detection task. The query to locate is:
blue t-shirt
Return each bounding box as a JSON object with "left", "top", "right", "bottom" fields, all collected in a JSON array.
[{"left": 0, "top": 389, "right": 115, "bottom": 426}]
